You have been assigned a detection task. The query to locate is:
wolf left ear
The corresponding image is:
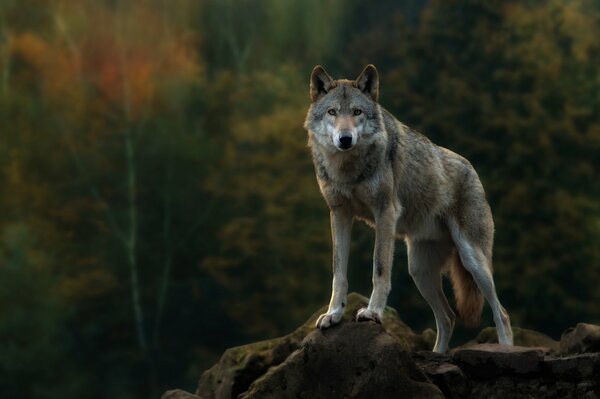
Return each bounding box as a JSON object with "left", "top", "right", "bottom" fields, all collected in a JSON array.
[
  {"left": 355, "top": 64, "right": 379, "bottom": 102},
  {"left": 310, "top": 65, "right": 334, "bottom": 102}
]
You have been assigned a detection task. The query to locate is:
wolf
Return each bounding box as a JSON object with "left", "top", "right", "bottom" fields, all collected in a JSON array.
[{"left": 303, "top": 64, "right": 513, "bottom": 353}]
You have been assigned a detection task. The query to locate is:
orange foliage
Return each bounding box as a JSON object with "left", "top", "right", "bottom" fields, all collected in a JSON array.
[
  {"left": 60, "top": 267, "right": 118, "bottom": 301},
  {"left": 9, "top": 1, "right": 201, "bottom": 123}
]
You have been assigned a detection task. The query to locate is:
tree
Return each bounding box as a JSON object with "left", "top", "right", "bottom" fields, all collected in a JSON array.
[{"left": 381, "top": 0, "right": 600, "bottom": 335}]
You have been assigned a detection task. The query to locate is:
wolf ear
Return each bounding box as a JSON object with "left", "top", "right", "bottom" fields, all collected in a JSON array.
[
  {"left": 355, "top": 64, "right": 379, "bottom": 101},
  {"left": 310, "top": 65, "right": 334, "bottom": 102}
]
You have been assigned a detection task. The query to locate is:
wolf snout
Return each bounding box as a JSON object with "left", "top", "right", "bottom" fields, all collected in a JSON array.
[
  {"left": 336, "top": 131, "right": 356, "bottom": 150},
  {"left": 339, "top": 135, "right": 353, "bottom": 149}
]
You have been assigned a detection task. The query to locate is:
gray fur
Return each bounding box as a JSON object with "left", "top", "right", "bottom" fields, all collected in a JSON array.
[{"left": 305, "top": 65, "right": 513, "bottom": 353}]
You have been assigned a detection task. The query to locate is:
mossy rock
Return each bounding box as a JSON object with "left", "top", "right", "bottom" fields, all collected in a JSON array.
[
  {"left": 240, "top": 322, "right": 443, "bottom": 399},
  {"left": 560, "top": 323, "right": 600, "bottom": 354},
  {"left": 461, "top": 326, "right": 559, "bottom": 352},
  {"left": 196, "top": 292, "right": 434, "bottom": 399}
]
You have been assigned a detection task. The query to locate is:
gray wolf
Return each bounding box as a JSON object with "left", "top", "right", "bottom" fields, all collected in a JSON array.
[{"left": 303, "top": 64, "right": 513, "bottom": 353}]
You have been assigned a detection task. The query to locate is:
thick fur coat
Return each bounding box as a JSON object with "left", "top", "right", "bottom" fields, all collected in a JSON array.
[{"left": 303, "top": 65, "right": 513, "bottom": 353}]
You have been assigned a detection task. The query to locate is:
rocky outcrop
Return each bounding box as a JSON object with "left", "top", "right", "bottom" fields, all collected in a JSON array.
[
  {"left": 462, "top": 326, "right": 560, "bottom": 352},
  {"left": 195, "top": 293, "right": 433, "bottom": 399},
  {"left": 561, "top": 323, "right": 600, "bottom": 355},
  {"left": 240, "top": 322, "right": 443, "bottom": 399},
  {"left": 415, "top": 344, "right": 600, "bottom": 398},
  {"left": 453, "top": 344, "right": 552, "bottom": 378},
  {"left": 162, "top": 294, "right": 600, "bottom": 399},
  {"left": 161, "top": 390, "right": 201, "bottom": 399}
]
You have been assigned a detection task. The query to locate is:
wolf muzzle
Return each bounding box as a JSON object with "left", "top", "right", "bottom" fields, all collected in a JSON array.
[
  {"left": 339, "top": 134, "right": 353, "bottom": 149},
  {"left": 335, "top": 130, "right": 356, "bottom": 151}
]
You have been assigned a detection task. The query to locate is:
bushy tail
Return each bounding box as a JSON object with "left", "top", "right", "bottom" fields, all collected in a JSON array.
[{"left": 449, "top": 249, "right": 484, "bottom": 327}]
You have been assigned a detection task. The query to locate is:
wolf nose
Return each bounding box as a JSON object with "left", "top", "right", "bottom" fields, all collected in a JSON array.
[{"left": 339, "top": 135, "right": 353, "bottom": 149}]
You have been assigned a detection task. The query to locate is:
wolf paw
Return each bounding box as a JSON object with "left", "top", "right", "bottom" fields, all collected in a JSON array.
[
  {"left": 356, "top": 308, "right": 382, "bottom": 324},
  {"left": 316, "top": 311, "right": 343, "bottom": 329}
]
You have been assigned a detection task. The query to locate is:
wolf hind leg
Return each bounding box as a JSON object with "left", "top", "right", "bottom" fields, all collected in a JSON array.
[
  {"left": 407, "top": 239, "right": 456, "bottom": 353},
  {"left": 449, "top": 221, "right": 513, "bottom": 345}
]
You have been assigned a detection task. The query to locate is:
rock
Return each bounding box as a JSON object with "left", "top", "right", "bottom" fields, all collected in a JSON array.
[
  {"left": 452, "top": 344, "right": 552, "bottom": 378},
  {"left": 468, "top": 376, "right": 600, "bottom": 399},
  {"left": 468, "top": 376, "right": 547, "bottom": 399},
  {"left": 561, "top": 323, "right": 600, "bottom": 355},
  {"left": 196, "top": 334, "right": 298, "bottom": 399},
  {"left": 239, "top": 322, "right": 444, "bottom": 399},
  {"left": 462, "top": 326, "right": 560, "bottom": 352},
  {"left": 412, "top": 351, "right": 468, "bottom": 399},
  {"left": 425, "top": 363, "right": 467, "bottom": 399},
  {"left": 161, "top": 389, "right": 202, "bottom": 399},
  {"left": 331, "top": 293, "right": 434, "bottom": 351},
  {"left": 546, "top": 353, "right": 600, "bottom": 380},
  {"left": 196, "top": 292, "right": 433, "bottom": 399},
  {"left": 163, "top": 296, "right": 600, "bottom": 399}
]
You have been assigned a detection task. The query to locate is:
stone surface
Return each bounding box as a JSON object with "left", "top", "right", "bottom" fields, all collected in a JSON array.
[
  {"left": 464, "top": 326, "right": 560, "bottom": 352},
  {"left": 161, "top": 389, "right": 202, "bottom": 399},
  {"left": 239, "top": 322, "right": 444, "bottom": 399},
  {"left": 467, "top": 377, "right": 600, "bottom": 399},
  {"left": 546, "top": 352, "right": 600, "bottom": 380},
  {"left": 452, "top": 343, "right": 552, "bottom": 378},
  {"left": 561, "top": 323, "right": 600, "bottom": 355},
  {"left": 413, "top": 351, "right": 468, "bottom": 399},
  {"left": 163, "top": 301, "right": 600, "bottom": 399},
  {"left": 195, "top": 292, "right": 433, "bottom": 399},
  {"left": 195, "top": 334, "right": 297, "bottom": 399}
]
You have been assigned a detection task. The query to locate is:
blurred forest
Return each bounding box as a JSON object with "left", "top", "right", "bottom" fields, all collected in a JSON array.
[{"left": 1, "top": 0, "right": 599, "bottom": 397}]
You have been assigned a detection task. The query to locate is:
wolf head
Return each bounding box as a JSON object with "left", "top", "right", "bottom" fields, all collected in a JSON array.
[{"left": 304, "top": 65, "right": 382, "bottom": 152}]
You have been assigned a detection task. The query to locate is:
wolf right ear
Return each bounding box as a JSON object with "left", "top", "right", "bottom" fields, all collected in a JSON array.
[
  {"left": 355, "top": 64, "right": 379, "bottom": 101},
  {"left": 310, "top": 65, "right": 334, "bottom": 102}
]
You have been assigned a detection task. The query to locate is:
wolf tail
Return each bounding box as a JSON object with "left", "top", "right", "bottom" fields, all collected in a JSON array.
[{"left": 449, "top": 249, "right": 484, "bottom": 327}]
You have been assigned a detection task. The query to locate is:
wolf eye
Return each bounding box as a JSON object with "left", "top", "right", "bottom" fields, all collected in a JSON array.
[
  {"left": 353, "top": 109, "right": 362, "bottom": 116},
  {"left": 327, "top": 109, "right": 337, "bottom": 116}
]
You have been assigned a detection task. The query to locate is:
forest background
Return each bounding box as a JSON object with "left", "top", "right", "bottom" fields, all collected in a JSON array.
[{"left": 1, "top": 0, "right": 599, "bottom": 398}]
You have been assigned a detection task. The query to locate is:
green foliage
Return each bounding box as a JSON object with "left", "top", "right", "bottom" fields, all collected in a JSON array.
[
  {"left": 381, "top": 0, "right": 600, "bottom": 334},
  {"left": 1, "top": 0, "right": 599, "bottom": 398},
  {"left": 202, "top": 65, "right": 331, "bottom": 337},
  {"left": 0, "top": 224, "right": 86, "bottom": 398}
]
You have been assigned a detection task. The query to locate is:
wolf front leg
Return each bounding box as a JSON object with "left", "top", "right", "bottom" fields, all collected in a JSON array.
[
  {"left": 357, "top": 207, "right": 396, "bottom": 323},
  {"left": 316, "top": 207, "right": 353, "bottom": 329}
]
